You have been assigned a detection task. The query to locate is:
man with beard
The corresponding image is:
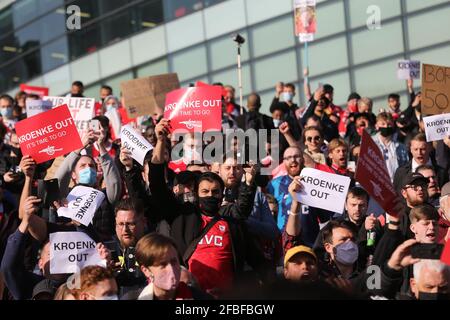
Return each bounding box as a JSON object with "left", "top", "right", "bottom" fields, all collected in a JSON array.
[
  {"left": 109, "top": 198, "right": 147, "bottom": 297},
  {"left": 416, "top": 165, "right": 441, "bottom": 208}
]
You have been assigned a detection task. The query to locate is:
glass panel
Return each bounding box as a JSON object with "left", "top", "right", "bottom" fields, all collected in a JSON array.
[
  {"left": 309, "top": 71, "right": 351, "bottom": 107},
  {"left": 68, "top": 23, "right": 101, "bottom": 59},
  {"left": 41, "top": 37, "right": 69, "bottom": 73},
  {"left": 209, "top": 31, "right": 249, "bottom": 71},
  {"left": 15, "top": 19, "right": 42, "bottom": 51},
  {"left": 254, "top": 50, "right": 298, "bottom": 92},
  {"left": 0, "top": 34, "right": 20, "bottom": 65},
  {"left": 170, "top": 45, "right": 208, "bottom": 82},
  {"left": 348, "top": 0, "right": 401, "bottom": 29},
  {"left": 137, "top": 59, "right": 169, "bottom": 78},
  {"left": 316, "top": 1, "right": 345, "bottom": 39},
  {"left": 411, "top": 44, "right": 450, "bottom": 71},
  {"left": 163, "top": 0, "right": 204, "bottom": 21},
  {"left": 211, "top": 64, "right": 252, "bottom": 96},
  {"left": 40, "top": 8, "right": 67, "bottom": 43},
  {"left": 83, "top": 83, "right": 102, "bottom": 100},
  {"left": 12, "top": 0, "right": 39, "bottom": 29},
  {"left": 406, "top": 0, "right": 448, "bottom": 12},
  {"left": 352, "top": 20, "right": 403, "bottom": 65},
  {"left": 97, "top": 0, "right": 130, "bottom": 15},
  {"left": 103, "top": 71, "right": 134, "bottom": 96},
  {"left": 408, "top": 7, "right": 450, "bottom": 50},
  {"left": 0, "top": 6, "right": 13, "bottom": 36},
  {"left": 38, "top": 0, "right": 64, "bottom": 16},
  {"left": 251, "top": 16, "right": 295, "bottom": 58},
  {"left": 68, "top": 0, "right": 100, "bottom": 25},
  {"left": 303, "top": 36, "right": 348, "bottom": 75},
  {"left": 134, "top": 0, "right": 164, "bottom": 31},
  {"left": 204, "top": 0, "right": 227, "bottom": 8},
  {"left": 100, "top": 10, "right": 135, "bottom": 46}
]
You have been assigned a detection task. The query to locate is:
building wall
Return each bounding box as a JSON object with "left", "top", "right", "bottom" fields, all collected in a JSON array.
[{"left": 3, "top": 0, "right": 450, "bottom": 115}]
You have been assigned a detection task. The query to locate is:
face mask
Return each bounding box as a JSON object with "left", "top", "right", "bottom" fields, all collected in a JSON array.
[
  {"left": 198, "top": 196, "right": 221, "bottom": 216},
  {"left": 152, "top": 269, "right": 178, "bottom": 291},
  {"left": 418, "top": 292, "right": 449, "bottom": 300},
  {"left": 183, "top": 192, "right": 196, "bottom": 204},
  {"left": 282, "top": 92, "right": 294, "bottom": 102},
  {"left": 78, "top": 167, "right": 97, "bottom": 186},
  {"left": 99, "top": 294, "right": 119, "bottom": 300},
  {"left": 379, "top": 127, "right": 394, "bottom": 137},
  {"left": 106, "top": 104, "right": 117, "bottom": 112},
  {"left": 335, "top": 241, "right": 359, "bottom": 266},
  {"left": 273, "top": 119, "right": 282, "bottom": 128},
  {"left": 1, "top": 107, "right": 13, "bottom": 119}
]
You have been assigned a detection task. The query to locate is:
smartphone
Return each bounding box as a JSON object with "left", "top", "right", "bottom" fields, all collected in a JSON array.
[
  {"left": 347, "top": 161, "right": 356, "bottom": 172},
  {"left": 89, "top": 119, "right": 100, "bottom": 131},
  {"left": 103, "top": 240, "right": 119, "bottom": 263},
  {"left": 411, "top": 243, "right": 444, "bottom": 260},
  {"left": 44, "top": 179, "right": 61, "bottom": 208}
]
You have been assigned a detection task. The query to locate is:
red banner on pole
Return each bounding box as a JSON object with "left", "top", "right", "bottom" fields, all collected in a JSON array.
[
  {"left": 15, "top": 105, "right": 82, "bottom": 164},
  {"left": 355, "top": 130, "right": 403, "bottom": 217},
  {"left": 164, "top": 87, "right": 222, "bottom": 132},
  {"left": 19, "top": 84, "right": 49, "bottom": 98}
]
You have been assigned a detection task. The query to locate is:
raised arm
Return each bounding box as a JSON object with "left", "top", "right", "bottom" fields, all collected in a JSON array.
[
  {"left": 303, "top": 67, "right": 312, "bottom": 103},
  {"left": 285, "top": 176, "right": 303, "bottom": 237}
]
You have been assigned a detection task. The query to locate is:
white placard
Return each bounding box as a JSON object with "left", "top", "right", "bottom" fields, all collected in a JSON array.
[
  {"left": 397, "top": 60, "right": 420, "bottom": 80},
  {"left": 296, "top": 167, "right": 351, "bottom": 214},
  {"left": 105, "top": 108, "right": 122, "bottom": 139},
  {"left": 25, "top": 99, "right": 53, "bottom": 118},
  {"left": 57, "top": 186, "right": 105, "bottom": 226},
  {"left": 121, "top": 124, "right": 153, "bottom": 165},
  {"left": 50, "top": 232, "right": 105, "bottom": 274},
  {"left": 43, "top": 96, "right": 95, "bottom": 134},
  {"left": 423, "top": 113, "right": 450, "bottom": 142}
]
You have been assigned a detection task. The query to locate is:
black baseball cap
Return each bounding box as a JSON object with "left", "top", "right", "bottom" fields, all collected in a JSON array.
[{"left": 401, "top": 172, "right": 428, "bottom": 189}]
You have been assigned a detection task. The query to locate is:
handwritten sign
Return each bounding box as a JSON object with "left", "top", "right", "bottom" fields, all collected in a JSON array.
[
  {"left": 397, "top": 60, "right": 420, "bottom": 80},
  {"left": 423, "top": 113, "right": 450, "bottom": 142},
  {"left": 422, "top": 63, "right": 450, "bottom": 115}
]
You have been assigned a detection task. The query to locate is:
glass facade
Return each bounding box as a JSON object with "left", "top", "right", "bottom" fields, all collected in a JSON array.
[{"left": 1, "top": 0, "right": 449, "bottom": 115}]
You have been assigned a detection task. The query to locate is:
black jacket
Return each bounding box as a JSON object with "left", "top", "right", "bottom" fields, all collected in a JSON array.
[
  {"left": 393, "top": 160, "right": 449, "bottom": 192},
  {"left": 300, "top": 98, "right": 339, "bottom": 142},
  {"left": 148, "top": 163, "right": 268, "bottom": 280}
]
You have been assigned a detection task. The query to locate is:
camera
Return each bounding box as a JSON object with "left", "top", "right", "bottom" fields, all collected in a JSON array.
[{"left": 232, "top": 33, "right": 245, "bottom": 44}]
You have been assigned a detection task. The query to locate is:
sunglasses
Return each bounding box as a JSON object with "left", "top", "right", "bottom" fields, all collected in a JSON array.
[{"left": 306, "top": 136, "right": 321, "bottom": 142}]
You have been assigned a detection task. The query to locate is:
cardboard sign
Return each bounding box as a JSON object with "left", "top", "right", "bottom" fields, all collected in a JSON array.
[
  {"left": 43, "top": 96, "right": 95, "bottom": 134},
  {"left": 25, "top": 99, "right": 53, "bottom": 118},
  {"left": 355, "top": 130, "right": 403, "bottom": 217},
  {"left": 120, "top": 124, "right": 153, "bottom": 165},
  {"left": 50, "top": 232, "right": 105, "bottom": 274},
  {"left": 120, "top": 73, "right": 180, "bottom": 118},
  {"left": 164, "top": 87, "right": 222, "bottom": 132},
  {"left": 20, "top": 84, "right": 49, "bottom": 98},
  {"left": 296, "top": 168, "right": 350, "bottom": 213},
  {"left": 15, "top": 105, "right": 82, "bottom": 164},
  {"left": 57, "top": 186, "right": 105, "bottom": 226},
  {"left": 397, "top": 60, "right": 420, "bottom": 80},
  {"left": 294, "top": 0, "right": 317, "bottom": 43},
  {"left": 422, "top": 63, "right": 450, "bottom": 115},
  {"left": 423, "top": 113, "right": 450, "bottom": 142}
]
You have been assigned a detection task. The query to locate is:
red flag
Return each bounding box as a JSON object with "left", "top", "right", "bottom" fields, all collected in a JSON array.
[
  {"left": 15, "top": 105, "right": 82, "bottom": 164},
  {"left": 19, "top": 84, "right": 49, "bottom": 98},
  {"left": 355, "top": 130, "right": 403, "bottom": 217}
]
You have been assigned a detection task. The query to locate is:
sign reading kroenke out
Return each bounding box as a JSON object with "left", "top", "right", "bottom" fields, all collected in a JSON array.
[{"left": 423, "top": 113, "right": 450, "bottom": 142}]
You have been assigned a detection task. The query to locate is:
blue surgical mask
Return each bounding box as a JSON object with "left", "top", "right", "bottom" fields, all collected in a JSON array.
[
  {"left": 282, "top": 92, "right": 294, "bottom": 102},
  {"left": 106, "top": 104, "right": 117, "bottom": 112},
  {"left": 1, "top": 107, "right": 13, "bottom": 119},
  {"left": 78, "top": 167, "right": 97, "bottom": 186},
  {"left": 335, "top": 241, "right": 359, "bottom": 266}
]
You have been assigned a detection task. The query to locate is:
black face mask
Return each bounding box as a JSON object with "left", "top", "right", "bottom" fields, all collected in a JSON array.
[
  {"left": 198, "top": 196, "right": 221, "bottom": 216},
  {"left": 379, "top": 127, "right": 394, "bottom": 137},
  {"left": 418, "top": 292, "right": 449, "bottom": 300}
]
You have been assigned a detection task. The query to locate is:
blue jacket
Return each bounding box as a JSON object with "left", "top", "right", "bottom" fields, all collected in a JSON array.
[{"left": 245, "top": 190, "right": 280, "bottom": 241}]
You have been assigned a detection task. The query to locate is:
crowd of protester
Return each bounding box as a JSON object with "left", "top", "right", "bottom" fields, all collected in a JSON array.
[{"left": 0, "top": 73, "right": 449, "bottom": 301}]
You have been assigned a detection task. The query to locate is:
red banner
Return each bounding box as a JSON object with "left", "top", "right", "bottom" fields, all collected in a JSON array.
[
  {"left": 164, "top": 87, "right": 222, "bottom": 132},
  {"left": 355, "top": 130, "right": 403, "bottom": 217},
  {"left": 15, "top": 105, "right": 82, "bottom": 164},
  {"left": 19, "top": 84, "right": 49, "bottom": 98}
]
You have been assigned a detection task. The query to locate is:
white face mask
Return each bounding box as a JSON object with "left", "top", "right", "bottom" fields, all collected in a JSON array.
[
  {"left": 273, "top": 119, "right": 282, "bottom": 128},
  {"left": 151, "top": 269, "right": 179, "bottom": 291},
  {"left": 282, "top": 92, "right": 294, "bottom": 102},
  {"left": 334, "top": 241, "right": 359, "bottom": 266}
]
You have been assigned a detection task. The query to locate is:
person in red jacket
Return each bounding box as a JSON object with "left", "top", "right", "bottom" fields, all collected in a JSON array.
[{"left": 438, "top": 182, "right": 450, "bottom": 243}]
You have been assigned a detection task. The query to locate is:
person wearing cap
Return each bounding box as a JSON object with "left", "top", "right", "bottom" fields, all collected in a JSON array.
[
  {"left": 393, "top": 133, "right": 448, "bottom": 193},
  {"left": 31, "top": 279, "right": 56, "bottom": 300},
  {"left": 284, "top": 245, "right": 318, "bottom": 282},
  {"left": 438, "top": 182, "right": 450, "bottom": 243}
]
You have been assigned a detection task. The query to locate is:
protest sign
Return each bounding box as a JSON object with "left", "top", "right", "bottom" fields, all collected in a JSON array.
[
  {"left": 20, "top": 84, "right": 49, "bottom": 98},
  {"left": 105, "top": 108, "right": 122, "bottom": 139},
  {"left": 397, "top": 60, "right": 420, "bottom": 80},
  {"left": 423, "top": 113, "right": 450, "bottom": 142},
  {"left": 120, "top": 124, "right": 153, "bottom": 165},
  {"left": 57, "top": 186, "right": 105, "bottom": 226},
  {"left": 50, "top": 232, "right": 105, "bottom": 274},
  {"left": 355, "top": 130, "right": 403, "bottom": 217},
  {"left": 120, "top": 73, "right": 180, "bottom": 118},
  {"left": 296, "top": 167, "right": 350, "bottom": 213},
  {"left": 15, "top": 105, "right": 82, "bottom": 164},
  {"left": 25, "top": 99, "right": 53, "bottom": 118},
  {"left": 164, "top": 86, "right": 222, "bottom": 132},
  {"left": 422, "top": 63, "right": 450, "bottom": 115},
  {"left": 294, "top": 0, "right": 317, "bottom": 43},
  {"left": 43, "top": 96, "right": 95, "bottom": 134}
]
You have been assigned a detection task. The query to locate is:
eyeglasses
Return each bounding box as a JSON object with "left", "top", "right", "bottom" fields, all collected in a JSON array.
[
  {"left": 116, "top": 222, "right": 137, "bottom": 230},
  {"left": 425, "top": 175, "right": 436, "bottom": 181},
  {"left": 306, "top": 136, "right": 321, "bottom": 142},
  {"left": 404, "top": 184, "right": 427, "bottom": 191},
  {"left": 283, "top": 155, "right": 302, "bottom": 161}
]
